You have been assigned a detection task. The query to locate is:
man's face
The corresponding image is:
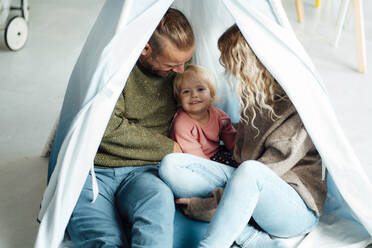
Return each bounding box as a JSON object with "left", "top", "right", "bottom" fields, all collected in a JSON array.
[{"left": 140, "top": 39, "right": 194, "bottom": 77}]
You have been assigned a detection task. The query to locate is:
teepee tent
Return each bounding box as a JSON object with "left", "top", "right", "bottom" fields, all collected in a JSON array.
[{"left": 35, "top": 0, "right": 372, "bottom": 247}]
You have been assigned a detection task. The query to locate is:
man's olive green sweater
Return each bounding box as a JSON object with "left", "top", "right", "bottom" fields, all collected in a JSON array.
[{"left": 94, "top": 63, "right": 177, "bottom": 167}]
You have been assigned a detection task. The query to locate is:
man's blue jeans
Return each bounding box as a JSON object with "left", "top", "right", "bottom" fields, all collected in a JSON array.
[
  {"left": 67, "top": 165, "right": 175, "bottom": 248},
  {"left": 159, "top": 153, "right": 319, "bottom": 248}
]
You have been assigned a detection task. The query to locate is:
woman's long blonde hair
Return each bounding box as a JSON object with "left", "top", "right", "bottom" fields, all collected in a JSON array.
[{"left": 218, "top": 24, "right": 284, "bottom": 130}]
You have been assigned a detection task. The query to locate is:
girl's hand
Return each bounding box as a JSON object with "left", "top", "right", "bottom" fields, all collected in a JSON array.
[{"left": 221, "top": 119, "right": 229, "bottom": 127}]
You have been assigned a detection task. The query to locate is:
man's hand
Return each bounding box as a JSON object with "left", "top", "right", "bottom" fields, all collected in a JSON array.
[{"left": 173, "top": 142, "right": 183, "bottom": 153}]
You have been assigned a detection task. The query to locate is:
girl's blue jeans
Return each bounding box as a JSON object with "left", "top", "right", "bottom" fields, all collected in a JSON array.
[{"left": 159, "top": 153, "right": 319, "bottom": 248}]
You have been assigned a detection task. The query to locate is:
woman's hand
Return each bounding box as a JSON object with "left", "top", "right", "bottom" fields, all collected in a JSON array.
[
  {"left": 175, "top": 197, "right": 190, "bottom": 206},
  {"left": 174, "top": 188, "right": 224, "bottom": 222},
  {"left": 175, "top": 198, "right": 191, "bottom": 214}
]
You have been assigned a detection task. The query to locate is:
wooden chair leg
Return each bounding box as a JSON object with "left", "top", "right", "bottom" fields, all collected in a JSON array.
[
  {"left": 352, "top": 0, "right": 366, "bottom": 73},
  {"left": 295, "top": 0, "right": 304, "bottom": 22}
]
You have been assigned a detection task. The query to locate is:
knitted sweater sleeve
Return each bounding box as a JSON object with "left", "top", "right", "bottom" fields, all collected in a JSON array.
[
  {"left": 180, "top": 187, "right": 224, "bottom": 222},
  {"left": 258, "top": 114, "right": 314, "bottom": 177},
  {"left": 97, "top": 93, "right": 174, "bottom": 163}
]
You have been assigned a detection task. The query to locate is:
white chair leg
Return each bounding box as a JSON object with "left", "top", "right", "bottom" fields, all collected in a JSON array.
[
  {"left": 334, "top": 0, "right": 350, "bottom": 47},
  {"left": 345, "top": 0, "right": 354, "bottom": 29},
  {"left": 23, "top": 0, "right": 29, "bottom": 22},
  {"left": 352, "top": 0, "right": 366, "bottom": 73}
]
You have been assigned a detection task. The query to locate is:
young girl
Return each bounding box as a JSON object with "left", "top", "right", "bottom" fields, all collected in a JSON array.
[
  {"left": 160, "top": 25, "right": 326, "bottom": 248},
  {"left": 170, "top": 64, "right": 237, "bottom": 166}
]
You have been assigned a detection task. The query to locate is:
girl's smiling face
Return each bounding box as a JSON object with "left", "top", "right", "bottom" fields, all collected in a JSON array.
[{"left": 179, "top": 78, "right": 212, "bottom": 118}]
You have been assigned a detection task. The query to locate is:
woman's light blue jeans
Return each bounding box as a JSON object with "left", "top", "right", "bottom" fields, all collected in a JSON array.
[{"left": 159, "top": 153, "right": 319, "bottom": 248}]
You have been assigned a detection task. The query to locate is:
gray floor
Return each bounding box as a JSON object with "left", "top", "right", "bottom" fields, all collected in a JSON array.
[{"left": 0, "top": 0, "right": 371, "bottom": 247}]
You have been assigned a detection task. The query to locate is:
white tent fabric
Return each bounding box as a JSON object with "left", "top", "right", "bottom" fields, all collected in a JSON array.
[{"left": 35, "top": 0, "right": 372, "bottom": 247}]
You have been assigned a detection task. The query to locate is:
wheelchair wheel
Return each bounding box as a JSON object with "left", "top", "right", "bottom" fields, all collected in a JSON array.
[{"left": 4, "top": 16, "right": 28, "bottom": 51}]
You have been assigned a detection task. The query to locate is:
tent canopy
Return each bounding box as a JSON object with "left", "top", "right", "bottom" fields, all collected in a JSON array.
[{"left": 35, "top": 1, "right": 372, "bottom": 247}]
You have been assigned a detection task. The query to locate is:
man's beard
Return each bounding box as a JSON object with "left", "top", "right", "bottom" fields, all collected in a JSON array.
[{"left": 138, "top": 56, "right": 170, "bottom": 77}]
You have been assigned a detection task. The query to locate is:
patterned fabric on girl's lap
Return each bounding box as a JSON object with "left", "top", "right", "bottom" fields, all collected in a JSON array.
[{"left": 210, "top": 145, "right": 238, "bottom": 167}]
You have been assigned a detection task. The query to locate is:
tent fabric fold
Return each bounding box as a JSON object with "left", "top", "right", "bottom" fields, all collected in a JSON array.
[{"left": 35, "top": 1, "right": 372, "bottom": 247}]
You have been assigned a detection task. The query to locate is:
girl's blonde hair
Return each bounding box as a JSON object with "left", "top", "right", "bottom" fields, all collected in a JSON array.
[
  {"left": 218, "top": 24, "right": 284, "bottom": 130},
  {"left": 173, "top": 64, "right": 216, "bottom": 104}
]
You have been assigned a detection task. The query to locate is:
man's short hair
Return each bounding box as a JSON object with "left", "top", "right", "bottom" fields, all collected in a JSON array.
[{"left": 149, "top": 8, "right": 195, "bottom": 57}]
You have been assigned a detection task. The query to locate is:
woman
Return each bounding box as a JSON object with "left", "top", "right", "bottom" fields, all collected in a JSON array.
[{"left": 159, "top": 24, "right": 327, "bottom": 248}]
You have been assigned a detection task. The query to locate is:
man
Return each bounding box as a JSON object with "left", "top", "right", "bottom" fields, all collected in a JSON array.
[{"left": 67, "top": 8, "right": 194, "bottom": 248}]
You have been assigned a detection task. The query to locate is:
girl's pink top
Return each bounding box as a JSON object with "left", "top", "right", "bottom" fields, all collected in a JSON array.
[{"left": 171, "top": 106, "right": 237, "bottom": 159}]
